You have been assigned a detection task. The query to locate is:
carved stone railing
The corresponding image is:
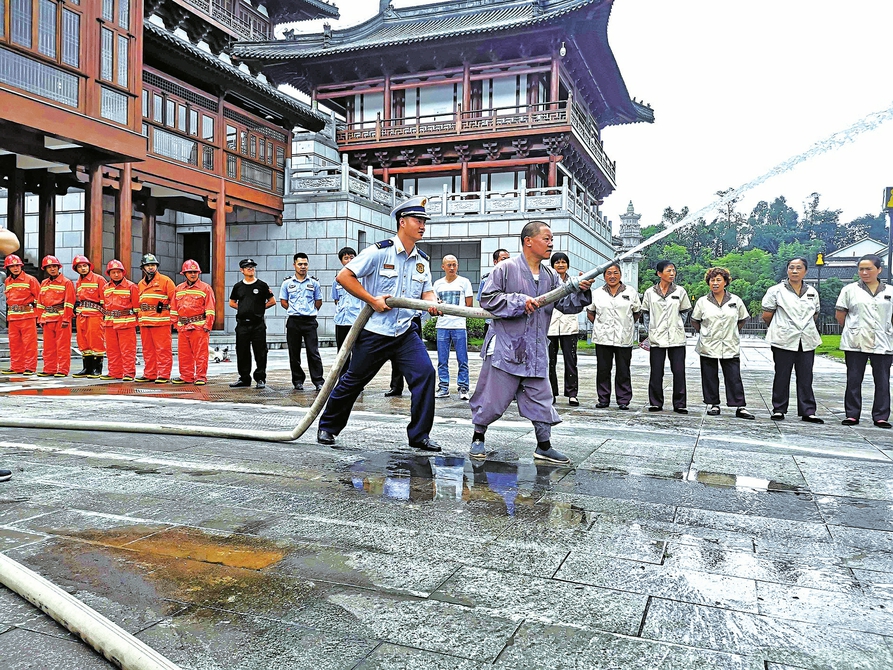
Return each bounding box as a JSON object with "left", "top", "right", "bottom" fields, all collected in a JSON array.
[{"left": 288, "top": 155, "right": 412, "bottom": 209}]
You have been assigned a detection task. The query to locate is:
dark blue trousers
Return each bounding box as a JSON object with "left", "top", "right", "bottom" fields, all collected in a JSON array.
[{"left": 319, "top": 322, "right": 435, "bottom": 445}]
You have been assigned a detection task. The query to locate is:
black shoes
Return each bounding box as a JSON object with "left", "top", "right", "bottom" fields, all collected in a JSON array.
[
  {"left": 874, "top": 420, "right": 892, "bottom": 429},
  {"left": 771, "top": 412, "right": 785, "bottom": 421},
  {"left": 317, "top": 429, "right": 336, "bottom": 445},
  {"left": 293, "top": 384, "right": 304, "bottom": 391},
  {"left": 673, "top": 407, "right": 688, "bottom": 414},
  {"left": 314, "top": 384, "right": 324, "bottom": 393},
  {"left": 568, "top": 397, "right": 580, "bottom": 406},
  {"left": 596, "top": 402, "right": 609, "bottom": 409},
  {"left": 735, "top": 408, "right": 756, "bottom": 420},
  {"left": 0, "top": 468, "right": 10, "bottom": 482},
  {"left": 801, "top": 415, "right": 824, "bottom": 424},
  {"left": 229, "top": 379, "right": 251, "bottom": 388},
  {"left": 841, "top": 417, "right": 859, "bottom": 426},
  {"left": 256, "top": 381, "right": 266, "bottom": 389},
  {"left": 384, "top": 388, "right": 403, "bottom": 397},
  {"left": 648, "top": 406, "right": 663, "bottom": 412},
  {"left": 411, "top": 438, "right": 442, "bottom": 452},
  {"left": 618, "top": 404, "right": 630, "bottom": 410}
]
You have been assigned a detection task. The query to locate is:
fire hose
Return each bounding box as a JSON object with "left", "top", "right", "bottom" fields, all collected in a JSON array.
[{"left": 0, "top": 258, "right": 617, "bottom": 443}]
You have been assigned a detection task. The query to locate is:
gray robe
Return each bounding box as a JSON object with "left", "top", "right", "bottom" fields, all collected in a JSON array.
[{"left": 480, "top": 255, "right": 591, "bottom": 379}]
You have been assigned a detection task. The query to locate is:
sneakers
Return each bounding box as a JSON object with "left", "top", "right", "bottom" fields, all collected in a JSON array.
[
  {"left": 533, "top": 446, "right": 571, "bottom": 465},
  {"left": 293, "top": 384, "right": 304, "bottom": 391},
  {"left": 314, "top": 384, "right": 324, "bottom": 393},
  {"left": 0, "top": 469, "right": 11, "bottom": 483},
  {"left": 256, "top": 381, "right": 266, "bottom": 389},
  {"left": 459, "top": 390, "right": 470, "bottom": 401},
  {"left": 435, "top": 389, "right": 450, "bottom": 399},
  {"left": 469, "top": 439, "right": 487, "bottom": 460},
  {"left": 229, "top": 379, "right": 251, "bottom": 388}
]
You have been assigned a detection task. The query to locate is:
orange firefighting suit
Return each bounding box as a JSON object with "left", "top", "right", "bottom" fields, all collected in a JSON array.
[
  {"left": 4, "top": 271, "right": 40, "bottom": 373},
  {"left": 75, "top": 270, "right": 107, "bottom": 357},
  {"left": 36, "top": 274, "right": 75, "bottom": 375},
  {"left": 137, "top": 272, "right": 176, "bottom": 380},
  {"left": 171, "top": 279, "right": 215, "bottom": 383},
  {"left": 102, "top": 277, "right": 140, "bottom": 379}
]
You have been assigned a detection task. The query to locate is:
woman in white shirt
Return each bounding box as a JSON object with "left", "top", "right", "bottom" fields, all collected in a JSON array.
[
  {"left": 835, "top": 254, "right": 893, "bottom": 428},
  {"left": 761, "top": 257, "right": 823, "bottom": 423},
  {"left": 586, "top": 262, "right": 641, "bottom": 409},
  {"left": 547, "top": 253, "right": 585, "bottom": 406},
  {"left": 640, "top": 260, "right": 691, "bottom": 413},
  {"left": 691, "top": 267, "right": 754, "bottom": 419}
]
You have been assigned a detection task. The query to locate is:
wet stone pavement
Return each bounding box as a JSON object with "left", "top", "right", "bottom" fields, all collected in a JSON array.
[{"left": 0, "top": 340, "right": 892, "bottom": 669}]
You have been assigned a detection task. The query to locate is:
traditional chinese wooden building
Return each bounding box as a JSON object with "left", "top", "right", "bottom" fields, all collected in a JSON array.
[
  {"left": 236, "top": 0, "right": 653, "bottom": 300},
  {"left": 0, "top": 0, "right": 336, "bottom": 328}
]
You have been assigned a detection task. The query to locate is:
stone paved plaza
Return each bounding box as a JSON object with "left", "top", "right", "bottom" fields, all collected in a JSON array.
[{"left": 0, "top": 340, "right": 892, "bottom": 669}]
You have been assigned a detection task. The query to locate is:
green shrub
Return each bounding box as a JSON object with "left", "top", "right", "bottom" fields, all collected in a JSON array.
[{"left": 422, "top": 316, "right": 487, "bottom": 342}]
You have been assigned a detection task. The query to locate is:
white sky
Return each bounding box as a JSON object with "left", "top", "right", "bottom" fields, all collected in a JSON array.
[{"left": 286, "top": 0, "right": 893, "bottom": 231}]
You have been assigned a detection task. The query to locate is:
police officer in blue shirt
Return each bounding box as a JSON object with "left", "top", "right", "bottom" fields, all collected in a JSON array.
[
  {"left": 279, "top": 252, "right": 324, "bottom": 391},
  {"left": 332, "top": 246, "right": 364, "bottom": 377},
  {"left": 317, "top": 196, "right": 442, "bottom": 451}
]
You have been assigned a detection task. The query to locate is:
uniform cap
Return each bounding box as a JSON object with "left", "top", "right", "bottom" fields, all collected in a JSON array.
[
  {"left": 3, "top": 254, "right": 23, "bottom": 269},
  {"left": 140, "top": 253, "right": 159, "bottom": 267},
  {"left": 72, "top": 255, "right": 93, "bottom": 272},
  {"left": 41, "top": 255, "right": 62, "bottom": 269},
  {"left": 239, "top": 258, "right": 257, "bottom": 268},
  {"left": 391, "top": 196, "right": 431, "bottom": 221},
  {"left": 181, "top": 259, "right": 202, "bottom": 274},
  {"left": 106, "top": 259, "right": 126, "bottom": 274}
]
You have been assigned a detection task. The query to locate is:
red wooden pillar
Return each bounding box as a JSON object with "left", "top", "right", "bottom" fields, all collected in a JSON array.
[
  {"left": 550, "top": 54, "right": 560, "bottom": 109},
  {"left": 383, "top": 74, "right": 391, "bottom": 123},
  {"left": 548, "top": 157, "right": 558, "bottom": 188},
  {"left": 83, "top": 164, "right": 104, "bottom": 263},
  {"left": 116, "top": 164, "right": 133, "bottom": 267},
  {"left": 461, "top": 161, "right": 469, "bottom": 193},
  {"left": 38, "top": 172, "right": 56, "bottom": 262},
  {"left": 211, "top": 180, "right": 227, "bottom": 331}
]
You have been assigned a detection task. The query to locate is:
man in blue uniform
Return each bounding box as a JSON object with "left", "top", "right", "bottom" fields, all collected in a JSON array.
[
  {"left": 317, "top": 196, "right": 442, "bottom": 451},
  {"left": 280, "top": 252, "right": 324, "bottom": 391}
]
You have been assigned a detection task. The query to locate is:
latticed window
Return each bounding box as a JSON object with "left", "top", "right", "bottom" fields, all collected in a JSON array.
[
  {"left": 189, "top": 109, "right": 198, "bottom": 136},
  {"left": 11, "top": 0, "right": 32, "bottom": 47},
  {"left": 202, "top": 115, "right": 214, "bottom": 141},
  {"left": 226, "top": 126, "right": 237, "bottom": 149},
  {"left": 227, "top": 154, "right": 237, "bottom": 178},
  {"left": 117, "top": 35, "right": 128, "bottom": 87},
  {"left": 202, "top": 146, "right": 214, "bottom": 170},
  {"left": 0, "top": 0, "right": 5, "bottom": 38},
  {"left": 0, "top": 44, "right": 78, "bottom": 106},
  {"left": 101, "top": 0, "right": 112, "bottom": 21},
  {"left": 100, "top": 27, "right": 113, "bottom": 81},
  {"left": 61, "top": 9, "right": 79, "bottom": 67},
  {"left": 177, "top": 103, "right": 187, "bottom": 132},
  {"left": 118, "top": 0, "right": 128, "bottom": 30},
  {"left": 100, "top": 86, "right": 127, "bottom": 124},
  {"left": 38, "top": 0, "right": 56, "bottom": 57}
]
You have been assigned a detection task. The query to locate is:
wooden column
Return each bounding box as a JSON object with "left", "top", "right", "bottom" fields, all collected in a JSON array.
[
  {"left": 38, "top": 172, "right": 56, "bottom": 262},
  {"left": 115, "top": 164, "right": 133, "bottom": 267},
  {"left": 383, "top": 74, "right": 391, "bottom": 122},
  {"left": 548, "top": 157, "right": 558, "bottom": 188},
  {"left": 462, "top": 62, "right": 471, "bottom": 113},
  {"left": 6, "top": 168, "right": 25, "bottom": 253},
  {"left": 211, "top": 180, "right": 226, "bottom": 331},
  {"left": 141, "top": 197, "right": 156, "bottom": 256},
  {"left": 550, "top": 54, "right": 560, "bottom": 109},
  {"left": 83, "top": 164, "right": 104, "bottom": 263},
  {"left": 461, "top": 161, "right": 469, "bottom": 193}
]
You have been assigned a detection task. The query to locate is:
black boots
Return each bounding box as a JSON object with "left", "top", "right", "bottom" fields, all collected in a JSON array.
[
  {"left": 88, "top": 356, "right": 103, "bottom": 379},
  {"left": 73, "top": 356, "right": 92, "bottom": 378}
]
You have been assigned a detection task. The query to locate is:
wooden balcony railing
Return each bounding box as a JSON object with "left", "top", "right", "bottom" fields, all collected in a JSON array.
[
  {"left": 182, "top": 0, "right": 271, "bottom": 41},
  {"left": 335, "top": 96, "right": 617, "bottom": 184}
]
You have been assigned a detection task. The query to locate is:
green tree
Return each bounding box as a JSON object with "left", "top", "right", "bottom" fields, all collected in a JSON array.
[
  {"left": 801, "top": 192, "right": 841, "bottom": 247},
  {"left": 817, "top": 277, "right": 844, "bottom": 320}
]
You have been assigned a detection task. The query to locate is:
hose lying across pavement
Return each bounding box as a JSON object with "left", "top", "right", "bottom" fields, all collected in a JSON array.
[{"left": 0, "top": 258, "right": 618, "bottom": 444}]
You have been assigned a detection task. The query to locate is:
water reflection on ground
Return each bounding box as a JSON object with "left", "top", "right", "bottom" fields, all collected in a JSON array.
[{"left": 346, "top": 452, "right": 577, "bottom": 519}]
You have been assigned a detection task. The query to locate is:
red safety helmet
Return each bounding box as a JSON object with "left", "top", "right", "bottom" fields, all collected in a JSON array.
[
  {"left": 106, "top": 259, "right": 126, "bottom": 275},
  {"left": 72, "top": 255, "right": 94, "bottom": 272},
  {"left": 3, "top": 254, "right": 23, "bottom": 269},
  {"left": 180, "top": 260, "right": 202, "bottom": 274},
  {"left": 41, "top": 255, "right": 62, "bottom": 269}
]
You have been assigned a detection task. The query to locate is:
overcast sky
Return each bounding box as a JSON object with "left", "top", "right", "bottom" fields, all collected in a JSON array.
[{"left": 285, "top": 0, "right": 893, "bottom": 232}]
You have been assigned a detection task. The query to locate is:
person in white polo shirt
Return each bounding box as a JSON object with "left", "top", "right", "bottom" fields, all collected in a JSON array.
[
  {"left": 433, "top": 254, "right": 474, "bottom": 400},
  {"left": 691, "top": 267, "right": 754, "bottom": 419},
  {"left": 761, "top": 257, "right": 823, "bottom": 423},
  {"left": 835, "top": 254, "right": 893, "bottom": 428}
]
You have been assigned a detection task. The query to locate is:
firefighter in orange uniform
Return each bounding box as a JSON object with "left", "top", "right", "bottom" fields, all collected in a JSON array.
[
  {"left": 101, "top": 260, "right": 140, "bottom": 381},
  {"left": 35, "top": 256, "right": 76, "bottom": 377},
  {"left": 135, "top": 254, "right": 176, "bottom": 383},
  {"left": 1, "top": 255, "right": 40, "bottom": 375},
  {"left": 171, "top": 260, "right": 215, "bottom": 385},
  {"left": 72, "top": 255, "right": 107, "bottom": 379}
]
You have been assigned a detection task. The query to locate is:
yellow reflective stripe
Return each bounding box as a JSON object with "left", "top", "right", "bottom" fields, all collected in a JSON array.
[
  {"left": 141, "top": 293, "right": 169, "bottom": 300},
  {"left": 205, "top": 310, "right": 214, "bottom": 315},
  {"left": 64, "top": 302, "right": 74, "bottom": 309}
]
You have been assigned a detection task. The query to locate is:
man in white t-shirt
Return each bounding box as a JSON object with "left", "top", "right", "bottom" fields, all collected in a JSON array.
[{"left": 433, "top": 255, "right": 473, "bottom": 400}]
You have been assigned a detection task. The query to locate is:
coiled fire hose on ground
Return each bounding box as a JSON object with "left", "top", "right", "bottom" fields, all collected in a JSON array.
[{"left": 0, "top": 258, "right": 617, "bottom": 443}]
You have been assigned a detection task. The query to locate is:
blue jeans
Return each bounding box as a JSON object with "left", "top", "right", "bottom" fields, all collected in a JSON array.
[{"left": 436, "top": 328, "right": 469, "bottom": 392}]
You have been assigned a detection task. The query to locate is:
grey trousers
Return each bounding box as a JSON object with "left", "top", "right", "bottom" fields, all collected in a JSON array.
[{"left": 470, "top": 357, "right": 561, "bottom": 433}]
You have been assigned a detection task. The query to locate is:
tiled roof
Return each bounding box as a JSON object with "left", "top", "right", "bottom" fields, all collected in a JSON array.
[
  {"left": 805, "top": 266, "right": 890, "bottom": 281},
  {"left": 234, "top": 0, "right": 600, "bottom": 59},
  {"left": 264, "top": 0, "right": 339, "bottom": 24},
  {"left": 144, "top": 21, "right": 326, "bottom": 130}
]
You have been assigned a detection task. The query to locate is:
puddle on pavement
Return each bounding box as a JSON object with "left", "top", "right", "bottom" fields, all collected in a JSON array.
[
  {"left": 685, "top": 468, "right": 805, "bottom": 492},
  {"left": 344, "top": 452, "right": 587, "bottom": 524}
]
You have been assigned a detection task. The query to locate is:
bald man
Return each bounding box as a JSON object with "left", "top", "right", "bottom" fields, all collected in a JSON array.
[{"left": 433, "top": 254, "right": 474, "bottom": 400}]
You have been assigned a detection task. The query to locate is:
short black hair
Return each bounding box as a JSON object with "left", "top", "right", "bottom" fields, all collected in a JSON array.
[
  {"left": 655, "top": 260, "right": 676, "bottom": 275},
  {"left": 786, "top": 257, "right": 809, "bottom": 270},
  {"left": 520, "top": 220, "right": 549, "bottom": 243},
  {"left": 859, "top": 254, "right": 883, "bottom": 269},
  {"left": 492, "top": 249, "right": 509, "bottom": 262},
  {"left": 550, "top": 252, "right": 570, "bottom": 267},
  {"left": 338, "top": 247, "right": 357, "bottom": 260},
  {"left": 293, "top": 252, "right": 309, "bottom": 262}
]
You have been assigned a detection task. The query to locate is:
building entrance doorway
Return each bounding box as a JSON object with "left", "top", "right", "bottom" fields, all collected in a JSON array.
[{"left": 182, "top": 232, "right": 211, "bottom": 273}]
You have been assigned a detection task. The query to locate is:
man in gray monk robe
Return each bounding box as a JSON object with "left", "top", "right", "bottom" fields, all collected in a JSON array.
[{"left": 469, "top": 221, "right": 593, "bottom": 465}]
